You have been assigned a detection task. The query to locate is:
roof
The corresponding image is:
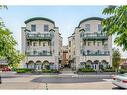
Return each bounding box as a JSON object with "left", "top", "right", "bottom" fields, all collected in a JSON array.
[
  {"left": 78, "top": 17, "right": 103, "bottom": 27},
  {"left": 24, "top": 17, "right": 55, "bottom": 25}
]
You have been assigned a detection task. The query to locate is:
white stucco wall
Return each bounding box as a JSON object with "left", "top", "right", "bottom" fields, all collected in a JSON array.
[{"left": 26, "top": 20, "right": 55, "bottom": 33}]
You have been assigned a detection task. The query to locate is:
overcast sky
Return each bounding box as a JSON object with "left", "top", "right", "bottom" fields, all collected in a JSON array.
[{"left": 0, "top": 6, "right": 127, "bottom": 58}]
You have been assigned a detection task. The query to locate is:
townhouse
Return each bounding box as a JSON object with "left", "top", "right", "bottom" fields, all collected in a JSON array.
[
  {"left": 21, "top": 17, "right": 62, "bottom": 70},
  {"left": 68, "top": 17, "right": 112, "bottom": 71}
]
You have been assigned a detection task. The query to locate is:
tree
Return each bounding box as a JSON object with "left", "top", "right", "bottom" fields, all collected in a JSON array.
[
  {"left": 102, "top": 5, "right": 127, "bottom": 51},
  {"left": 0, "top": 15, "right": 25, "bottom": 68},
  {"left": 8, "top": 51, "right": 25, "bottom": 68},
  {"left": 112, "top": 48, "right": 121, "bottom": 72}
]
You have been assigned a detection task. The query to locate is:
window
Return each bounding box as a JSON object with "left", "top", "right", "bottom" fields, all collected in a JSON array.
[
  {"left": 73, "top": 51, "right": 75, "bottom": 55},
  {"left": 95, "top": 65, "right": 96, "bottom": 69},
  {"left": 39, "top": 41, "right": 41, "bottom": 46},
  {"left": 30, "top": 41, "right": 32, "bottom": 46},
  {"left": 31, "top": 25, "right": 36, "bottom": 32},
  {"left": 43, "top": 50, "right": 47, "bottom": 54},
  {"left": 52, "top": 41, "right": 54, "bottom": 46},
  {"left": 44, "top": 25, "right": 49, "bottom": 32},
  {"left": 85, "top": 24, "right": 90, "bottom": 31},
  {"left": 69, "top": 41, "right": 71, "bottom": 47},
  {"left": 48, "top": 41, "right": 51, "bottom": 46},
  {"left": 80, "top": 50, "right": 82, "bottom": 54},
  {"left": 98, "top": 24, "right": 102, "bottom": 31},
  {"left": 33, "top": 42, "right": 37, "bottom": 46},
  {"left": 93, "top": 41, "right": 95, "bottom": 45},
  {"left": 83, "top": 41, "right": 86, "bottom": 46},
  {"left": 97, "top": 42, "right": 101, "bottom": 46},
  {"left": 88, "top": 42, "right": 91, "bottom": 46},
  {"left": 27, "top": 42, "right": 30, "bottom": 46},
  {"left": 33, "top": 51, "right": 37, "bottom": 54},
  {"left": 69, "top": 55, "right": 71, "bottom": 58},
  {"left": 43, "top": 42, "right": 45, "bottom": 46},
  {"left": 69, "top": 50, "right": 71, "bottom": 52}
]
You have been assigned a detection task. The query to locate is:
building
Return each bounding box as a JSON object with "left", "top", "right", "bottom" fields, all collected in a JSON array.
[
  {"left": 21, "top": 17, "right": 62, "bottom": 70},
  {"left": 61, "top": 45, "right": 69, "bottom": 67},
  {"left": 68, "top": 17, "right": 112, "bottom": 71}
]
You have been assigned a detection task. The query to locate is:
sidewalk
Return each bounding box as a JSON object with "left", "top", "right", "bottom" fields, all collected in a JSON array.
[
  {"left": 0, "top": 71, "right": 115, "bottom": 79},
  {"left": 0, "top": 81, "right": 114, "bottom": 90}
]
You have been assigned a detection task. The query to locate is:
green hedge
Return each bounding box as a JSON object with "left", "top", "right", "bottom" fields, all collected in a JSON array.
[
  {"left": 11, "top": 68, "right": 17, "bottom": 71},
  {"left": 42, "top": 69, "right": 59, "bottom": 73},
  {"left": 16, "top": 68, "right": 34, "bottom": 73},
  {"left": 103, "top": 69, "right": 115, "bottom": 72},
  {"left": 51, "top": 69, "right": 59, "bottom": 73},
  {"left": 78, "top": 68, "right": 95, "bottom": 72},
  {"left": 119, "top": 69, "right": 127, "bottom": 74},
  {"left": 42, "top": 69, "right": 51, "bottom": 73}
]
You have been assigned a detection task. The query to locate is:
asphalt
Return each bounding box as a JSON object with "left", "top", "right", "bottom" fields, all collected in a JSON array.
[{"left": 31, "top": 76, "right": 112, "bottom": 83}]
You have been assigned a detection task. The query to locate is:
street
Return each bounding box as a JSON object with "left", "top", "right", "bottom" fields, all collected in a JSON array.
[{"left": 0, "top": 72, "right": 125, "bottom": 90}]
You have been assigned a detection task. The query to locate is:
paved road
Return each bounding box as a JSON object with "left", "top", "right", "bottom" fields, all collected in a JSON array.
[
  {"left": 0, "top": 72, "right": 126, "bottom": 90},
  {"left": 31, "top": 76, "right": 111, "bottom": 83}
]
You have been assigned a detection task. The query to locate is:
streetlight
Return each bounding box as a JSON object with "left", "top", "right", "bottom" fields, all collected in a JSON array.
[{"left": 0, "top": 75, "right": 2, "bottom": 84}]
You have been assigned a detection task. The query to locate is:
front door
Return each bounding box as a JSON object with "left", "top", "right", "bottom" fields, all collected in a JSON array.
[{"left": 36, "top": 64, "right": 42, "bottom": 71}]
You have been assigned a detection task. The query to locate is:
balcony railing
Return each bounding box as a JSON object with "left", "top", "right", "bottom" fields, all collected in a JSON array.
[
  {"left": 26, "top": 33, "right": 52, "bottom": 40},
  {"left": 82, "top": 51, "right": 110, "bottom": 56},
  {"left": 26, "top": 51, "right": 52, "bottom": 56},
  {"left": 81, "top": 33, "right": 108, "bottom": 40}
]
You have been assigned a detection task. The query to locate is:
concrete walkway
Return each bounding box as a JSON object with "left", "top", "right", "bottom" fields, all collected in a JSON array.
[{"left": 0, "top": 81, "right": 114, "bottom": 90}]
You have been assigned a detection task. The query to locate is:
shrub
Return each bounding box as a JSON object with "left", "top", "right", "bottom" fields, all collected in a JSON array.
[
  {"left": 42, "top": 69, "right": 51, "bottom": 73},
  {"left": 16, "top": 68, "right": 34, "bottom": 73},
  {"left": 85, "top": 64, "right": 91, "bottom": 69},
  {"left": 51, "top": 69, "right": 59, "bottom": 73},
  {"left": 119, "top": 69, "right": 127, "bottom": 74},
  {"left": 11, "top": 67, "right": 17, "bottom": 71},
  {"left": 103, "top": 68, "right": 115, "bottom": 72},
  {"left": 78, "top": 68, "right": 95, "bottom": 72},
  {"left": 41, "top": 69, "right": 59, "bottom": 73}
]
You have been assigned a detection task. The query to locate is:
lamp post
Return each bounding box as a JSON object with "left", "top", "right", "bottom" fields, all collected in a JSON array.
[
  {"left": 0, "top": 75, "right": 2, "bottom": 84},
  {"left": 45, "top": 82, "right": 48, "bottom": 90}
]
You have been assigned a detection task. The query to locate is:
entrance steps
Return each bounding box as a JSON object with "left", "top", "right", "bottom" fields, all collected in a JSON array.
[{"left": 60, "top": 68, "right": 76, "bottom": 76}]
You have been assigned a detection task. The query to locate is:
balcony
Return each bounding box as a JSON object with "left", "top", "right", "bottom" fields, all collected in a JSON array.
[
  {"left": 26, "top": 51, "right": 52, "bottom": 56},
  {"left": 26, "top": 33, "right": 52, "bottom": 41},
  {"left": 81, "top": 33, "right": 108, "bottom": 40},
  {"left": 82, "top": 50, "right": 110, "bottom": 56}
]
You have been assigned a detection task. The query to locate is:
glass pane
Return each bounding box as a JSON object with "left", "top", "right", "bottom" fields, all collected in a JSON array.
[
  {"left": 31, "top": 25, "right": 36, "bottom": 31},
  {"left": 44, "top": 25, "right": 49, "bottom": 32}
]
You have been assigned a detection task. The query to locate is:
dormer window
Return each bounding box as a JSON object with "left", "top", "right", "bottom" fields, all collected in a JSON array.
[
  {"left": 44, "top": 25, "right": 49, "bottom": 32},
  {"left": 31, "top": 25, "right": 36, "bottom": 32}
]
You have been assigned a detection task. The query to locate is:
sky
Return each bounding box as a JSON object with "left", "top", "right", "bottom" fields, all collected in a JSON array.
[{"left": 0, "top": 6, "right": 127, "bottom": 58}]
